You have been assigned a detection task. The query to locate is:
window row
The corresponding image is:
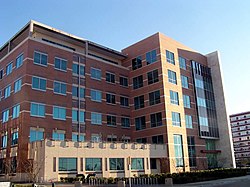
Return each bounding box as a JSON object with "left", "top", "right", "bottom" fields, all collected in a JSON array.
[
  {"left": 1, "top": 105, "right": 20, "bottom": 123},
  {"left": 134, "top": 90, "right": 161, "bottom": 110},
  {"left": 1, "top": 131, "right": 18, "bottom": 148},
  {"left": 0, "top": 78, "right": 22, "bottom": 100},
  {"left": 133, "top": 69, "right": 159, "bottom": 90},
  {"left": 170, "top": 90, "right": 191, "bottom": 108}
]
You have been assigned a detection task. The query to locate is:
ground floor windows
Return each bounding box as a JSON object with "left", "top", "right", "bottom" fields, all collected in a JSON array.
[
  {"left": 59, "top": 158, "right": 77, "bottom": 172},
  {"left": 85, "top": 158, "right": 102, "bottom": 171},
  {"left": 29, "top": 128, "right": 44, "bottom": 142},
  {"left": 131, "top": 158, "right": 144, "bottom": 170},
  {"left": 109, "top": 158, "right": 124, "bottom": 170},
  {"left": 173, "top": 134, "right": 184, "bottom": 167},
  {"left": 52, "top": 131, "right": 65, "bottom": 141}
]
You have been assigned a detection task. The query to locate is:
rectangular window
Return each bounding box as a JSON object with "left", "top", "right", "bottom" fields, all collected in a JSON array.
[
  {"left": 6, "top": 62, "right": 13, "bottom": 75},
  {"left": 146, "top": 50, "right": 157, "bottom": 64},
  {"left": 187, "top": 136, "right": 196, "bottom": 167},
  {"left": 197, "top": 97, "right": 206, "bottom": 107},
  {"left": 14, "top": 78, "right": 22, "bottom": 93},
  {"left": 183, "top": 95, "right": 191, "bottom": 108},
  {"left": 91, "top": 68, "right": 101, "bottom": 80},
  {"left": 4, "top": 85, "right": 11, "bottom": 98},
  {"left": 16, "top": 54, "right": 23, "bottom": 68},
  {"left": 59, "top": 158, "right": 77, "bottom": 172},
  {"left": 53, "top": 106, "right": 66, "bottom": 120},
  {"left": 133, "top": 75, "right": 143, "bottom": 89},
  {"left": 132, "top": 56, "right": 142, "bottom": 70},
  {"left": 147, "top": 69, "right": 159, "bottom": 85},
  {"left": 174, "top": 134, "right": 184, "bottom": 167},
  {"left": 172, "top": 112, "right": 181, "bottom": 127},
  {"left": 91, "top": 89, "right": 102, "bottom": 102},
  {"left": 54, "top": 81, "right": 67, "bottom": 95},
  {"left": 11, "top": 131, "right": 18, "bottom": 145},
  {"left": 13, "top": 104, "right": 20, "bottom": 119},
  {"left": 150, "top": 158, "right": 157, "bottom": 169},
  {"left": 0, "top": 69, "right": 3, "bottom": 79},
  {"left": 179, "top": 56, "right": 186, "bottom": 70},
  {"left": 106, "top": 72, "right": 115, "bottom": 83},
  {"left": 30, "top": 103, "right": 45, "bottom": 117},
  {"left": 166, "top": 50, "right": 175, "bottom": 65},
  {"left": 72, "top": 64, "right": 85, "bottom": 76},
  {"left": 34, "top": 51, "right": 48, "bottom": 66},
  {"left": 107, "top": 115, "right": 116, "bottom": 126},
  {"left": 136, "top": 138, "right": 147, "bottom": 143},
  {"left": 121, "top": 117, "right": 130, "bottom": 128},
  {"left": 91, "top": 112, "right": 102, "bottom": 125},
  {"left": 52, "top": 131, "right": 65, "bottom": 141},
  {"left": 168, "top": 70, "right": 177, "bottom": 84},
  {"left": 131, "top": 158, "right": 144, "bottom": 170},
  {"left": 120, "top": 96, "right": 129, "bottom": 107},
  {"left": 2, "top": 110, "right": 9, "bottom": 123},
  {"left": 85, "top": 158, "right": 102, "bottom": 171},
  {"left": 32, "top": 76, "right": 46, "bottom": 91},
  {"left": 150, "top": 112, "right": 162, "bottom": 127},
  {"left": 135, "top": 116, "right": 146, "bottom": 130},
  {"left": 1, "top": 135, "right": 7, "bottom": 148},
  {"left": 54, "top": 57, "right": 67, "bottom": 71},
  {"left": 170, "top": 90, "right": 179, "bottom": 105},
  {"left": 109, "top": 158, "right": 124, "bottom": 170},
  {"left": 72, "top": 110, "right": 85, "bottom": 123},
  {"left": 29, "top": 128, "right": 44, "bottom": 142},
  {"left": 119, "top": 76, "right": 128, "bottom": 87},
  {"left": 53, "top": 157, "right": 56, "bottom": 172},
  {"left": 185, "top": 115, "right": 193, "bottom": 128},
  {"left": 181, "top": 75, "right": 189, "bottom": 89},
  {"left": 91, "top": 134, "right": 102, "bottom": 142},
  {"left": 149, "top": 90, "right": 161, "bottom": 105},
  {"left": 106, "top": 93, "right": 116, "bottom": 104},
  {"left": 134, "top": 95, "right": 144, "bottom": 110},
  {"left": 72, "top": 134, "right": 85, "bottom": 142},
  {"left": 152, "top": 135, "right": 164, "bottom": 144},
  {"left": 199, "top": 116, "right": 208, "bottom": 126},
  {"left": 72, "top": 86, "right": 85, "bottom": 98}
]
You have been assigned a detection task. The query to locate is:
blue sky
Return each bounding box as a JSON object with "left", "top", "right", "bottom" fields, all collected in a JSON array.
[{"left": 1, "top": 0, "right": 249, "bottom": 114}]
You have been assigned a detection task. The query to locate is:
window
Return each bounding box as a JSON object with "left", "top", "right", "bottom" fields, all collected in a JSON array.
[
  {"left": 91, "top": 112, "right": 102, "bottom": 125},
  {"left": 168, "top": 70, "right": 177, "bottom": 84},
  {"left": 54, "top": 81, "right": 67, "bottom": 95},
  {"left": 91, "top": 134, "right": 102, "bottom": 142},
  {"left": 146, "top": 50, "right": 157, "bottom": 64},
  {"left": 54, "top": 57, "right": 67, "bottom": 71},
  {"left": 120, "top": 96, "right": 129, "bottom": 107},
  {"left": 136, "top": 138, "right": 147, "bottom": 143},
  {"left": 32, "top": 76, "right": 46, "bottom": 91},
  {"left": 120, "top": 76, "right": 128, "bottom": 87},
  {"left": 72, "top": 110, "right": 85, "bottom": 123},
  {"left": 91, "top": 89, "right": 102, "bottom": 102},
  {"left": 152, "top": 135, "right": 164, "bottom": 144},
  {"left": 53, "top": 106, "right": 66, "bottom": 120},
  {"left": 187, "top": 136, "right": 196, "bottom": 167},
  {"left": 132, "top": 56, "right": 142, "bottom": 70},
  {"left": 174, "top": 135, "right": 184, "bottom": 167},
  {"left": 16, "top": 54, "right": 23, "bottom": 68},
  {"left": 59, "top": 158, "right": 77, "bottom": 172},
  {"left": 166, "top": 50, "right": 175, "bottom": 65},
  {"left": 30, "top": 103, "right": 45, "bottom": 117},
  {"left": 150, "top": 158, "right": 157, "bottom": 169},
  {"left": 14, "top": 79, "right": 22, "bottom": 93},
  {"left": 183, "top": 95, "right": 191, "bottom": 108},
  {"left": 109, "top": 158, "right": 124, "bottom": 170},
  {"left": 4, "top": 85, "right": 11, "bottom": 98},
  {"left": 170, "top": 90, "right": 179, "bottom": 105},
  {"left": 197, "top": 97, "right": 206, "bottom": 107},
  {"left": 185, "top": 115, "right": 193, "bottom": 128},
  {"left": 6, "top": 62, "right": 13, "bottom": 75},
  {"left": 29, "top": 129, "right": 44, "bottom": 142},
  {"left": 131, "top": 158, "right": 144, "bottom": 170},
  {"left": 85, "top": 158, "right": 102, "bottom": 171},
  {"left": 52, "top": 131, "right": 65, "bottom": 141},
  {"left": 199, "top": 116, "right": 208, "bottom": 126},
  {"left": 149, "top": 90, "right": 161, "bottom": 105},
  {"left": 147, "top": 69, "right": 159, "bottom": 84},
  {"left": 106, "top": 72, "right": 115, "bottom": 83},
  {"left": 11, "top": 131, "right": 18, "bottom": 145},
  {"left": 72, "top": 64, "right": 85, "bottom": 76},
  {"left": 1, "top": 135, "right": 7, "bottom": 148},
  {"left": 106, "top": 93, "right": 115, "bottom": 104},
  {"left": 2, "top": 110, "right": 9, "bottom": 123},
  {"left": 34, "top": 51, "right": 48, "bottom": 66},
  {"left": 181, "top": 75, "right": 189, "bottom": 89},
  {"left": 121, "top": 117, "right": 130, "bottom": 128},
  {"left": 0, "top": 69, "right": 3, "bottom": 79},
  {"left": 150, "top": 112, "right": 162, "bottom": 127},
  {"left": 107, "top": 115, "right": 116, "bottom": 126},
  {"left": 12, "top": 105, "right": 20, "bottom": 119},
  {"left": 135, "top": 116, "right": 146, "bottom": 130},
  {"left": 172, "top": 112, "right": 181, "bottom": 127},
  {"left": 133, "top": 75, "right": 143, "bottom": 89},
  {"left": 134, "top": 95, "right": 144, "bottom": 110},
  {"left": 72, "top": 86, "right": 85, "bottom": 98},
  {"left": 179, "top": 56, "right": 186, "bottom": 70},
  {"left": 91, "top": 68, "right": 101, "bottom": 80},
  {"left": 72, "top": 134, "right": 85, "bottom": 142}
]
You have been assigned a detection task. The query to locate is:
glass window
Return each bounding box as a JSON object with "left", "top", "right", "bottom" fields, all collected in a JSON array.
[
  {"left": 16, "top": 54, "right": 23, "bottom": 68},
  {"left": 11, "top": 131, "right": 18, "bottom": 145},
  {"left": 72, "top": 86, "right": 85, "bottom": 98},
  {"left": 14, "top": 78, "right": 22, "bottom": 93},
  {"left": 1, "top": 135, "right": 7, "bottom": 148},
  {"left": 183, "top": 95, "right": 191, "bottom": 108},
  {"left": 174, "top": 134, "right": 184, "bottom": 167},
  {"left": 131, "top": 158, "right": 144, "bottom": 170},
  {"left": 30, "top": 103, "right": 45, "bottom": 117},
  {"left": 120, "top": 76, "right": 128, "bottom": 87},
  {"left": 53, "top": 106, "right": 66, "bottom": 120},
  {"left": 187, "top": 136, "right": 196, "bottom": 167},
  {"left": 52, "top": 131, "right": 65, "bottom": 141},
  {"left": 135, "top": 116, "right": 146, "bottom": 130},
  {"left": 59, "top": 158, "right": 77, "bottom": 172},
  {"left": 146, "top": 50, "right": 157, "bottom": 64},
  {"left": 4, "top": 85, "right": 11, "bottom": 98},
  {"left": 170, "top": 90, "right": 179, "bottom": 105},
  {"left": 54, "top": 81, "right": 67, "bottom": 95},
  {"left": 121, "top": 117, "right": 130, "bottom": 128},
  {"left": 181, "top": 75, "right": 189, "bottom": 89},
  {"left": 0, "top": 69, "right": 3, "bottom": 79},
  {"left": 134, "top": 95, "right": 144, "bottom": 110},
  {"left": 34, "top": 51, "right": 48, "bottom": 66},
  {"left": 150, "top": 158, "right": 157, "bottom": 169},
  {"left": 136, "top": 138, "right": 147, "bottom": 143},
  {"left": 54, "top": 57, "right": 67, "bottom": 71},
  {"left": 32, "top": 76, "right": 46, "bottom": 91},
  {"left": 91, "top": 134, "right": 102, "bottom": 142},
  {"left": 133, "top": 75, "right": 143, "bottom": 89},
  {"left": 72, "top": 134, "right": 85, "bottom": 142},
  {"left": 120, "top": 96, "right": 129, "bottom": 107},
  {"left": 106, "top": 72, "right": 115, "bottom": 83},
  {"left": 197, "top": 97, "right": 206, "bottom": 107},
  {"left": 185, "top": 115, "right": 193, "bottom": 128},
  {"left": 85, "top": 158, "right": 102, "bottom": 171},
  {"left": 199, "top": 116, "right": 209, "bottom": 126},
  {"left": 13, "top": 104, "right": 20, "bottom": 119},
  {"left": 168, "top": 70, "right": 177, "bottom": 84},
  {"left": 109, "top": 158, "right": 124, "bottom": 170},
  {"left": 6, "top": 62, "right": 13, "bottom": 75},
  {"left": 107, "top": 115, "right": 116, "bottom": 126},
  {"left": 106, "top": 93, "right": 116, "bottom": 104},
  {"left": 72, "top": 64, "right": 85, "bottom": 76},
  {"left": 2, "top": 110, "right": 9, "bottom": 123},
  {"left": 166, "top": 50, "right": 175, "bottom": 65},
  {"left": 91, "top": 112, "right": 102, "bottom": 125},
  {"left": 150, "top": 112, "right": 162, "bottom": 127},
  {"left": 179, "top": 56, "right": 186, "bottom": 70},
  {"left": 91, "top": 89, "right": 102, "bottom": 102},
  {"left": 149, "top": 90, "right": 161, "bottom": 105},
  {"left": 72, "top": 110, "right": 85, "bottom": 123},
  {"left": 172, "top": 112, "right": 181, "bottom": 127},
  {"left": 147, "top": 69, "right": 159, "bottom": 85},
  {"left": 91, "top": 68, "right": 101, "bottom": 80},
  {"left": 132, "top": 56, "right": 142, "bottom": 70},
  {"left": 29, "top": 129, "right": 44, "bottom": 142},
  {"left": 152, "top": 135, "right": 164, "bottom": 144}
]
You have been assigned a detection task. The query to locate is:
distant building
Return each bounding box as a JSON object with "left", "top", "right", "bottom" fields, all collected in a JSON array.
[
  {"left": 0, "top": 20, "right": 235, "bottom": 182},
  {"left": 230, "top": 111, "right": 250, "bottom": 167}
]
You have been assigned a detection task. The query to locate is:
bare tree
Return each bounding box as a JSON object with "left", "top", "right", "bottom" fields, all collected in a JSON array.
[{"left": 4, "top": 157, "right": 17, "bottom": 181}]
